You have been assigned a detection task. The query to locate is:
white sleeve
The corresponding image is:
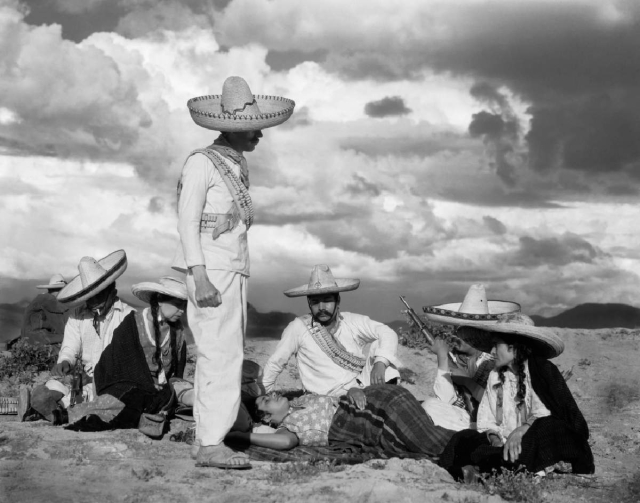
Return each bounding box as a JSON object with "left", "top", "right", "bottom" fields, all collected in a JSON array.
[
  {"left": 433, "top": 369, "right": 457, "bottom": 404},
  {"left": 176, "top": 154, "right": 213, "bottom": 268},
  {"left": 57, "top": 310, "right": 82, "bottom": 364},
  {"left": 261, "top": 320, "right": 302, "bottom": 392},
  {"left": 352, "top": 315, "right": 400, "bottom": 367}
]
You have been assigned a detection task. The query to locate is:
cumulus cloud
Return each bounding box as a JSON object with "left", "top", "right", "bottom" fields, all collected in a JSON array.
[{"left": 364, "top": 96, "right": 411, "bottom": 118}]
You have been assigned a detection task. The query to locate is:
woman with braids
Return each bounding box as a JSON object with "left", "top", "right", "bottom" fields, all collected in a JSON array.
[
  {"left": 423, "top": 285, "right": 595, "bottom": 482},
  {"left": 65, "top": 277, "right": 188, "bottom": 434}
]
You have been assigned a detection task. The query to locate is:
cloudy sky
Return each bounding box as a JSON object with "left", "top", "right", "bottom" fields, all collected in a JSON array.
[{"left": 1, "top": 0, "right": 639, "bottom": 322}]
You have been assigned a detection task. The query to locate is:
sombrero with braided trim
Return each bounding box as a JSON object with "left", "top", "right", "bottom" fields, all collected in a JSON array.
[
  {"left": 188, "top": 76, "right": 295, "bottom": 132},
  {"left": 36, "top": 274, "right": 67, "bottom": 290},
  {"left": 423, "top": 284, "right": 563, "bottom": 358},
  {"left": 57, "top": 250, "right": 127, "bottom": 306}
]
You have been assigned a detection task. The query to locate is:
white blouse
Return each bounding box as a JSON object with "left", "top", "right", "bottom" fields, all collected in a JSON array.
[{"left": 476, "top": 360, "right": 551, "bottom": 442}]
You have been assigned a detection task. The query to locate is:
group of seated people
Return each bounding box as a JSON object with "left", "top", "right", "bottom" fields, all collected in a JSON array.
[{"left": 17, "top": 252, "right": 594, "bottom": 480}]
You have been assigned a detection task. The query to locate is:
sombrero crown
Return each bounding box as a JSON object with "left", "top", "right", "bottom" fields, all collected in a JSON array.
[
  {"left": 188, "top": 76, "right": 295, "bottom": 132},
  {"left": 284, "top": 264, "right": 360, "bottom": 298},
  {"left": 57, "top": 250, "right": 127, "bottom": 306}
]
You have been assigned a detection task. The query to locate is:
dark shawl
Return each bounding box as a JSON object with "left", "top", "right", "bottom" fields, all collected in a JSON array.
[
  {"left": 439, "top": 357, "right": 595, "bottom": 476},
  {"left": 94, "top": 311, "right": 175, "bottom": 418}
]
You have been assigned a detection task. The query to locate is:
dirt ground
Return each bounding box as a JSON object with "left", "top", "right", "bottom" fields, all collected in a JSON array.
[{"left": 1, "top": 328, "right": 639, "bottom": 503}]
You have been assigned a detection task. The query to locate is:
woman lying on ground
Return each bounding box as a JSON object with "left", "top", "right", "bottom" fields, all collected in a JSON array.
[
  {"left": 64, "top": 277, "right": 188, "bottom": 432},
  {"left": 226, "top": 384, "right": 455, "bottom": 458},
  {"left": 425, "top": 305, "right": 595, "bottom": 481}
]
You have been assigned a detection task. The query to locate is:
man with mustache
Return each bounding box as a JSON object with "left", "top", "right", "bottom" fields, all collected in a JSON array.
[{"left": 262, "top": 265, "right": 401, "bottom": 406}]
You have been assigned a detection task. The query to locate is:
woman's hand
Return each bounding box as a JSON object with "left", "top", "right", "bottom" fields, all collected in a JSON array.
[
  {"left": 191, "top": 265, "right": 222, "bottom": 308},
  {"left": 347, "top": 388, "right": 367, "bottom": 410},
  {"left": 370, "top": 361, "right": 387, "bottom": 385},
  {"left": 433, "top": 337, "right": 450, "bottom": 369},
  {"left": 503, "top": 425, "right": 529, "bottom": 462}
]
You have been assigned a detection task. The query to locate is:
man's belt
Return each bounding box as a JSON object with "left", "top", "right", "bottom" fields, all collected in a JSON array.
[{"left": 200, "top": 212, "right": 239, "bottom": 240}]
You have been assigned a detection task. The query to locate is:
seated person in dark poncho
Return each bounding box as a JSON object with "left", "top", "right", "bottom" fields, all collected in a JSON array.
[
  {"left": 66, "top": 277, "right": 187, "bottom": 430},
  {"left": 425, "top": 294, "right": 594, "bottom": 481},
  {"left": 226, "top": 385, "right": 455, "bottom": 459}
]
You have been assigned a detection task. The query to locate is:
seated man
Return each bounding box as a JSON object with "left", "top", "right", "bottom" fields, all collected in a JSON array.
[
  {"left": 19, "top": 274, "right": 68, "bottom": 346},
  {"left": 18, "top": 250, "right": 134, "bottom": 423},
  {"left": 262, "top": 264, "right": 401, "bottom": 399}
]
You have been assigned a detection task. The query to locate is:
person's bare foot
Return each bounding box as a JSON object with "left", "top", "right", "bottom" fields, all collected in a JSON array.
[{"left": 196, "top": 444, "right": 250, "bottom": 469}]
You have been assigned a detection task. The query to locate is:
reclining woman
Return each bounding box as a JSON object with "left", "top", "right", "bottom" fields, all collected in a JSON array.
[
  {"left": 226, "top": 384, "right": 455, "bottom": 458},
  {"left": 423, "top": 289, "right": 595, "bottom": 481},
  {"left": 67, "top": 277, "right": 188, "bottom": 432}
]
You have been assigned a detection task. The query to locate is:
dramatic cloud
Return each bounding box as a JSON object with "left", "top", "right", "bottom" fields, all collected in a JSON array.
[
  {"left": 508, "top": 233, "right": 602, "bottom": 268},
  {"left": 483, "top": 216, "right": 507, "bottom": 235},
  {"left": 364, "top": 96, "right": 411, "bottom": 118}
]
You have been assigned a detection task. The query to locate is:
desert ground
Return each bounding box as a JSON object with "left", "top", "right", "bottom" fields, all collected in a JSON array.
[{"left": 1, "top": 327, "right": 639, "bottom": 503}]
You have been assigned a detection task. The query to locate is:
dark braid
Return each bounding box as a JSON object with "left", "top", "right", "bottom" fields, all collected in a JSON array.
[
  {"left": 498, "top": 340, "right": 533, "bottom": 409},
  {"left": 149, "top": 293, "right": 163, "bottom": 375}
]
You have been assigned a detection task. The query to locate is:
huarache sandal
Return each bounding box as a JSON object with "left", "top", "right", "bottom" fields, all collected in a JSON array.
[{"left": 195, "top": 454, "right": 252, "bottom": 470}]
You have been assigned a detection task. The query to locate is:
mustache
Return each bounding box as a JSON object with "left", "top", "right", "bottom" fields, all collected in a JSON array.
[{"left": 316, "top": 310, "right": 333, "bottom": 316}]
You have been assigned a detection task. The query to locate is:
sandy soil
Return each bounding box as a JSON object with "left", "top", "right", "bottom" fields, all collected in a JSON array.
[{"left": 1, "top": 328, "right": 639, "bottom": 503}]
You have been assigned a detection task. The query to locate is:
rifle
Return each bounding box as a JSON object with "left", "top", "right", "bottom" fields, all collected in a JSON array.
[
  {"left": 399, "top": 296, "right": 435, "bottom": 346},
  {"left": 69, "top": 357, "right": 83, "bottom": 407}
]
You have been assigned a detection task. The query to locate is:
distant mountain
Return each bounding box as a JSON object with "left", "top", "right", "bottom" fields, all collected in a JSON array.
[
  {"left": 0, "top": 300, "right": 296, "bottom": 345},
  {"left": 386, "top": 319, "right": 409, "bottom": 334},
  {"left": 531, "top": 303, "right": 640, "bottom": 329}
]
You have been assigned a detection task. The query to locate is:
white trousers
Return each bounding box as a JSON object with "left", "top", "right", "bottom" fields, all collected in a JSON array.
[{"left": 187, "top": 269, "right": 247, "bottom": 446}]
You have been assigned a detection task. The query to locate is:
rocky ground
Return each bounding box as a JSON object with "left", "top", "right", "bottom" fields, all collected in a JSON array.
[{"left": 1, "top": 328, "right": 639, "bottom": 503}]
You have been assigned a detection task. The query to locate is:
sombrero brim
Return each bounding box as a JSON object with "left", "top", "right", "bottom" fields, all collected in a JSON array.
[
  {"left": 423, "top": 300, "right": 521, "bottom": 326},
  {"left": 131, "top": 282, "right": 187, "bottom": 305},
  {"left": 36, "top": 282, "right": 66, "bottom": 290},
  {"left": 188, "top": 95, "right": 295, "bottom": 132},
  {"left": 57, "top": 250, "right": 127, "bottom": 306},
  {"left": 457, "top": 322, "right": 565, "bottom": 359},
  {"left": 284, "top": 279, "right": 360, "bottom": 298}
]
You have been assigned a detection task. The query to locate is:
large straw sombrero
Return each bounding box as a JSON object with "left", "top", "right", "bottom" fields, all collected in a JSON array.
[
  {"left": 423, "top": 284, "right": 563, "bottom": 358},
  {"left": 423, "top": 284, "right": 521, "bottom": 326},
  {"left": 284, "top": 264, "right": 360, "bottom": 298},
  {"left": 131, "top": 277, "right": 187, "bottom": 305},
  {"left": 455, "top": 314, "right": 564, "bottom": 359},
  {"left": 36, "top": 274, "right": 67, "bottom": 290},
  {"left": 187, "top": 76, "right": 295, "bottom": 132},
  {"left": 57, "top": 250, "right": 127, "bottom": 306}
]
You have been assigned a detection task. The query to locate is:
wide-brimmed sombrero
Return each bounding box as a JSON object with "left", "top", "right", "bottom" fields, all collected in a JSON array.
[
  {"left": 131, "top": 277, "right": 187, "bottom": 305},
  {"left": 423, "top": 284, "right": 521, "bottom": 326},
  {"left": 423, "top": 284, "right": 563, "bottom": 358},
  {"left": 284, "top": 264, "right": 360, "bottom": 298},
  {"left": 455, "top": 314, "right": 564, "bottom": 359},
  {"left": 36, "top": 274, "right": 67, "bottom": 290},
  {"left": 57, "top": 250, "right": 127, "bottom": 306},
  {"left": 188, "top": 76, "right": 295, "bottom": 132}
]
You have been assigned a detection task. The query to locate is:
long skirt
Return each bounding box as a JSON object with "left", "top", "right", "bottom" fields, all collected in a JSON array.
[
  {"left": 328, "top": 384, "right": 455, "bottom": 458},
  {"left": 439, "top": 416, "right": 595, "bottom": 478}
]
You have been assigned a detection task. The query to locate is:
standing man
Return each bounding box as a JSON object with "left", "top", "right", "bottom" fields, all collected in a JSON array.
[
  {"left": 19, "top": 274, "right": 68, "bottom": 346},
  {"left": 172, "top": 76, "right": 294, "bottom": 468},
  {"left": 262, "top": 264, "right": 402, "bottom": 404},
  {"left": 18, "top": 250, "right": 133, "bottom": 423}
]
